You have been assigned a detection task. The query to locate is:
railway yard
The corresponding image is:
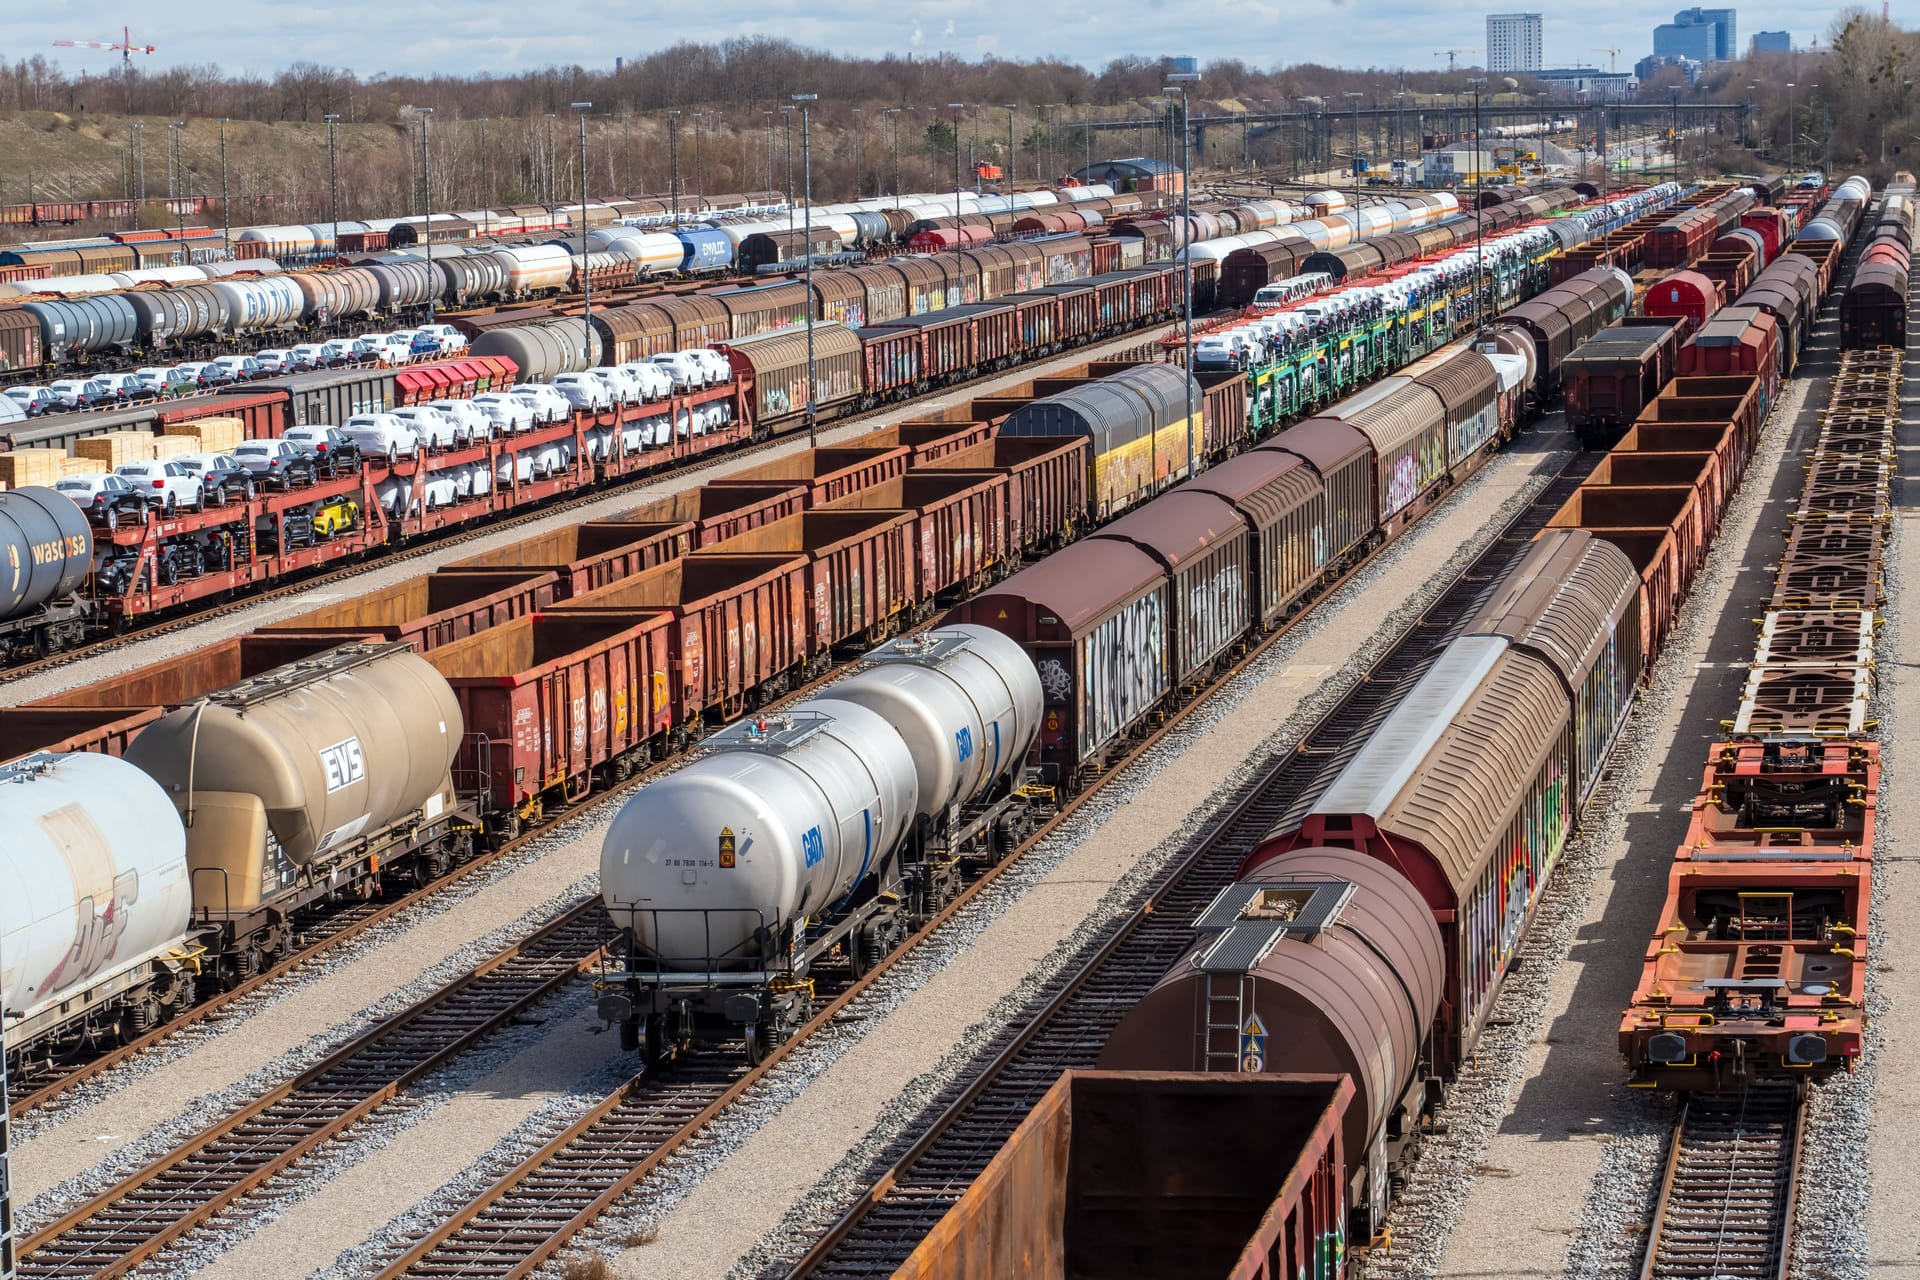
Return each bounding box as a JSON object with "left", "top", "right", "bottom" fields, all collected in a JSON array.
[{"left": 0, "top": 99, "right": 1913, "bottom": 1280}]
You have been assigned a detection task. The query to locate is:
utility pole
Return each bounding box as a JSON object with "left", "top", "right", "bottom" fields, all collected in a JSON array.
[
  {"left": 545, "top": 112, "right": 557, "bottom": 207},
  {"left": 1166, "top": 64, "right": 1200, "bottom": 482},
  {"left": 573, "top": 102, "right": 593, "bottom": 371},
  {"left": 323, "top": 113, "right": 339, "bottom": 255},
  {"left": 1005, "top": 103, "right": 1017, "bottom": 185},
  {"left": 764, "top": 109, "right": 775, "bottom": 195},
  {"left": 783, "top": 105, "right": 795, "bottom": 240},
  {"left": 1346, "top": 92, "right": 1363, "bottom": 211},
  {"left": 168, "top": 120, "right": 185, "bottom": 239},
  {"left": 1468, "top": 78, "right": 1487, "bottom": 328},
  {"left": 419, "top": 107, "right": 435, "bottom": 322},
  {"left": 668, "top": 109, "right": 681, "bottom": 224},
  {"left": 949, "top": 103, "right": 964, "bottom": 224},
  {"left": 219, "top": 117, "right": 231, "bottom": 252},
  {"left": 795, "top": 93, "right": 818, "bottom": 448},
  {"left": 884, "top": 107, "right": 904, "bottom": 198}
]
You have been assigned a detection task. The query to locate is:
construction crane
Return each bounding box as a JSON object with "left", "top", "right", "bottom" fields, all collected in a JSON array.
[
  {"left": 53, "top": 27, "right": 156, "bottom": 76},
  {"left": 1433, "top": 48, "right": 1480, "bottom": 73},
  {"left": 1592, "top": 47, "right": 1622, "bottom": 73}
]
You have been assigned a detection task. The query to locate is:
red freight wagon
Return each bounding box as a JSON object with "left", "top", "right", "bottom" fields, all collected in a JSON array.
[
  {"left": 854, "top": 418, "right": 995, "bottom": 465},
  {"left": 824, "top": 470, "right": 1013, "bottom": 602},
  {"left": 923, "top": 436, "right": 1090, "bottom": 555},
  {"left": 262, "top": 569, "right": 561, "bottom": 651},
  {"left": 152, "top": 390, "right": 294, "bottom": 441},
  {"left": 1550, "top": 483, "right": 1706, "bottom": 655},
  {"left": 718, "top": 509, "right": 917, "bottom": 649},
  {"left": 1562, "top": 324, "right": 1684, "bottom": 446},
  {"left": 1182, "top": 445, "right": 1340, "bottom": 629},
  {"left": 548, "top": 553, "right": 812, "bottom": 718},
  {"left": 613, "top": 484, "right": 808, "bottom": 548},
  {"left": 428, "top": 611, "right": 677, "bottom": 825},
  {"left": 1611, "top": 422, "right": 1741, "bottom": 537},
  {"left": 706, "top": 445, "right": 910, "bottom": 508},
  {"left": 1635, "top": 375, "right": 1764, "bottom": 488},
  {"left": 441, "top": 520, "right": 697, "bottom": 597},
  {"left": 1641, "top": 270, "right": 1722, "bottom": 335},
  {"left": 886, "top": 1071, "right": 1355, "bottom": 1280},
  {"left": 1678, "top": 309, "right": 1780, "bottom": 414}
]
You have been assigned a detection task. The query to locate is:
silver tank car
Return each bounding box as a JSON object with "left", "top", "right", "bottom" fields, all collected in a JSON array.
[
  {"left": 0, "top": 752, "right": 192, "bottom": 1053},
  {"left": 124, "top": 642, "right": 464, "bottom": 911},
  {"left": 601, "top": 698, "right": 919, "bottom": 972},
  {"left": 822, "top": 626, "right": 1043, "bottom": 824}
]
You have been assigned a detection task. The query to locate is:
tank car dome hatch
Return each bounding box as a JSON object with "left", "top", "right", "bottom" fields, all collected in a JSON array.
[
  {"left": 123, "top": 642, "right": 463, "bottom": 878},
  {"left": 601, "top": 698, "right": 918, "bottom": 973},
  {"left": 0, "top": 752, "right": 193, "bottom": 1045}
]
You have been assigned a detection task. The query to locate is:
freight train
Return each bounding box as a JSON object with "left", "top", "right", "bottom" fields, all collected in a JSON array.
[
  {"left": 597, "top": 624, "right": 1045, "bottom": 1062},
  {"left": 1840, "top": 171, "right": 1913, "bottom": 348},
  {"left": 0, "top": 189, "right": 1623, "bottom": 666}
]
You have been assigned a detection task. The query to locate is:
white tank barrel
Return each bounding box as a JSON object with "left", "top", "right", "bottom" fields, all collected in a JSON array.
[
  {"left": 601, "top": 699, "right": 917, "bottom": 970},
  {"left": 824, "top": 626, "right": 1042, "bottom": 823},
  {"left": 0, "top": 752, "right": 191, "bottom": 1046}
]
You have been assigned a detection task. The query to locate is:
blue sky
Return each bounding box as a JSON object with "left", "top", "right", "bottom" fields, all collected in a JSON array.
[{"left": 12, "top": 1, "right": 1837, "bottom": 79}]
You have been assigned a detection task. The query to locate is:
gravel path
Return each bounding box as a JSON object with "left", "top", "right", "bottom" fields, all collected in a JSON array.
[
  {"left": 3, "top": 329, "right": 1163, "bottom": 705},
  {"left": 1860, "top": 335, "right": 1918, "bottom": 1280}
]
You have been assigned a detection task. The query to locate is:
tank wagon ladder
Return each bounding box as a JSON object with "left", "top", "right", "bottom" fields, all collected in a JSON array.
[{"left": 1638, "top": 1083, "right": 1805, "bottom": 1280}]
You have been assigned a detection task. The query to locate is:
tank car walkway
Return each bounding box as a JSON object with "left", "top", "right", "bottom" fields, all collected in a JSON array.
[{"left": 1424, "top": 282, "right": 1857, "bottom": 1279}]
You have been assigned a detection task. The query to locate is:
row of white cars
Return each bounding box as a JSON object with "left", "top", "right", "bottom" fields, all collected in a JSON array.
[
  {"left": 0, "top": 324, "right": 474, "bottom": 423},
  {"left": 50, "top": 349, "right": 740, "bottom": 532}
]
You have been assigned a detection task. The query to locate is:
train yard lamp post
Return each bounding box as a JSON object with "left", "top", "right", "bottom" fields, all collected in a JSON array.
[
  {"left": 883, "top": 108, "right": 905, "bottom": 198},
  {"left": 783, "top": 106, "right": 796, "bottom": 241},
  {"left": 131, "top": 123, "right": 144, "bottom": 230},
  {"left": 218, "top": 117, "right": 231, "bottom": 252},
  {"left": 1004, "top": 104, "right": 1018, "bottom": 185},
  {"left": 418, "top": 108, "right": 435, "bottom": 322},
  {"left": 764, "top": 109, "right": 775, "bottom": 195},
  {"left": 1467, "top": 78, "right": 1487, "bottom": 329},
  {"left": 168, "top": 121, "right": 185, "bottom": 239},
  {"left": 1785, "top": 84, "right": 1796, "bottom": 174},
  {"left": 949, "top": 104, "right": 965, "bottom": 223},
  {"left": 795, "top": 93, "right": 819, "bottom": 448},
  {"left": 573, "top": 103, "right": 593, "bottom": 371},
  {"left": 323, "top": 114, "right": 339, "bottom": 257},
  {"left": 1346, "top": 92, "right": 1363, "bottom": 211},
  {"left": 1165, "top": 66, "right": 1200, "bottom": 481},
  {"left": 668, "top": 110, "right": 681, "bottom": 225}
]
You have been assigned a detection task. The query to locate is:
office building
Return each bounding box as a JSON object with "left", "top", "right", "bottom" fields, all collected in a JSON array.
[
  {"left": 1751, "top": 30, "right": 1790, "bottom": 52},
  {"left": 1635, "top": 52, "right": 1706, "bottom": 84},
  {"left": 1534, "top": 67, "right": 1637, "bottom": 100},
  {"left": 1654, "top": 7, "right": 1737, "bottom": 63},
  {"left": 1487, "top": 13, "right": 1545, "bottom": 72}
]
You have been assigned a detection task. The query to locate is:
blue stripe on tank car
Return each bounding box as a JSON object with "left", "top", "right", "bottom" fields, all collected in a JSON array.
[{"left": 832, "top": 809, "right": 877, "bottom": 914}]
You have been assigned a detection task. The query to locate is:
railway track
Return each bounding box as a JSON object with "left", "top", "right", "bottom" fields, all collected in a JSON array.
[
  {"left": 779, "top": 447, "right": 1599, "bottom": 1278},
  {"left": 356, "top": 445, "right": 1595, "bottom": 1280},
  {"left": 0, "top": 325, "right": 1172, "bottom": 687},
  {"left": 1639, "top": 1086, "right": 1805, "bottom": 1280}
]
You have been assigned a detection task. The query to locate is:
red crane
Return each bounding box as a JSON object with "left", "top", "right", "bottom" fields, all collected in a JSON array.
[{"left": 53, "top": 27, "right": 156, "bottom": 76}]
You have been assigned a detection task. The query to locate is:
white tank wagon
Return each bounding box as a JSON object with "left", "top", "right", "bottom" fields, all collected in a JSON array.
[
  {"left": 122, "top": 641, "right": 479, "bottom": 982},
  {"left": 597, "top": 625, "right": 1044, "bottom": 1064},
  {"left": 1, "top": 752, "right": 195, "bottom": 1061}
]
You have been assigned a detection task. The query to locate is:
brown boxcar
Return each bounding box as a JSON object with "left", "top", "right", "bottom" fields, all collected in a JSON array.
[
  {"left": 441, "top": 519, "right": 697, "bottom": 597},
  {"left": 548, "top": 553, "right": 812, "bottom": 717},
  {"left": 0, "top": 305, "right": 44, "bottom": 376},
  {"left": 262, "top": 569, "right": 560, "bottom": 651},
  {"left": 1613, "top": 422, "right": 1742, "bottom": 529},
  {"left": 1257, "top": 418, "right": 1374, "bottom": 568},
  {"left": 954, "top": 538, "right": 1170, "bottom": 780},
  {"left": 824, "top": 470, "right": 1011, "bottom": 600},
  {"left": 1093, "top": 489, "right": 1252, "bottom": 686},
  {"left": 613, "top": 484, "right": 807, "bottom": 548},
  {"left": 715, "top": 509, "right": 916, "bottom": 649},
  {"left": 705, "top": 444, "right": 910, "bottom": 507},
  {"left": 1307, "top": 376, "right": 1449, "bottom": 538},
  {"left": 1561, "top": 324, "right": 1683, "bottom": 446},
  {"left": 888, "top": 1071, "right": 1354, "bottom": 1280},
  {"left": 1184, "top": 446, "right": 1336, "bottom": 628},
  {"left": 426, "top": 611, "right": 676, "bottom": 821},
  {"left": 1548, "top": 487, "right": 1699, "bottom": 661}
]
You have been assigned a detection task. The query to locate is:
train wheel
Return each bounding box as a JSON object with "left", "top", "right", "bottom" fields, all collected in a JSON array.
[
  {"left": 743, "top": 1024, "right": 767, "bottom": 1066},
  {"left": 620, "top": 1016, "right": 641, "bottom": 1054}
]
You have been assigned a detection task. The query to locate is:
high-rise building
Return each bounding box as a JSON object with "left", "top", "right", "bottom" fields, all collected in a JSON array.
[
  {"left": 1487, "top": 13, "right": 1544, "bottom": 72},
  {"left": 1654, "top": 7, "right": 1737, "bottom": 63},
  {"left": 1751, "top": 30, "right": 1790, "bottom": 52}
]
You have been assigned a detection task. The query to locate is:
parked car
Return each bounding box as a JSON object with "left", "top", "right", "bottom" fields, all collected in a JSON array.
[
  {"left": 253, "top": 349, "right": 298, "bottom": 375},
  {"left": 54, "top": 473, "right": 152, "bottom": 531},
  {"left": 471, "top": 392, "right": 538, "bottom": 434},
  {"left": 587, "top": 366, "right": 644, "bottom": 406},
  {"left": 47, "top": 378, "right": 116, "bottom": 410},
  {"left": 649, "top": 351, "right": 706, "bottom": 392},
  {"left": 3, "top": 386, "right": 55, "bottom": 416},
  {"left": 390, "top": 405, "right": 464, "bottom": 450},
  {"left": 508, "top": 384, "right": 572, "bottom": 424},
  {"left": 342, "top": 413, "right": 421, "bottom": 460},
  {"left": 687, "top": 348, "right": 732, "bottom": 385},
  {"left": 232, "top": 438, "right": 319, "bottom": 489},
  {"left": 172, "top": 361, "right": 229, "bottom": 390},
  {"left": 411, "top": 323, "right": 469, "bottom": 355},
  {"left": 352, "top": 334, "right": 410, "bottom": 366},
  {"left": 618, "top": 362, "right": 675, "bottom": 402},
  {"left": 87, "top": 371, "right": 154, "bottom": 403},
  {"left": 281, "top": 425, "right": 364, "bottom": 475},
  {"left": 429, "top": 398, "right": 493, "bottom": 442},
  {"left": 551, "top": 372, "right": 615, "bottom": 412},
  {"left": 311, "top": 495, "right": 361, "bottom": 538},
  {"left": 113, "top": 460, "right": 204, "bottom": 514},
  {"left": 171, "top": 452, "right": 257, "bottom": 504},
  {"left": 209, "top": 354, "right": 264, "bottom": 383},
  {"left": 287, "top": 342, "right": 333, "bottom": 370}
]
